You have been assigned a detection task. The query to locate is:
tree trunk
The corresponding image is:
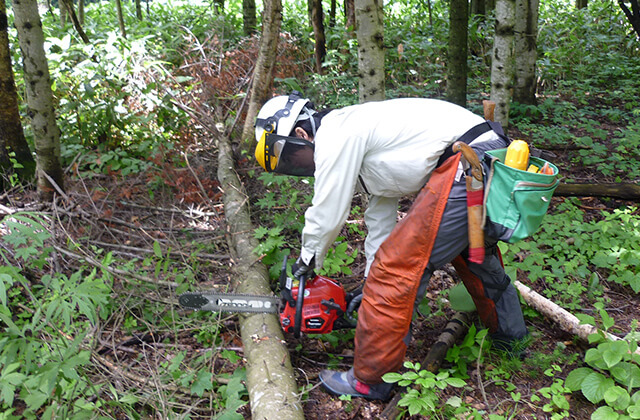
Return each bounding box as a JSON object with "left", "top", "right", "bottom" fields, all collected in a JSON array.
[
  {"left": 446, "top": 0, "right": 468, "bottom": 108},
  {"left": 345, "top": 0, "right": 356, "bottom": 33},
  {"left": 355, "top": 0, "right": 385, "bottom": 103},
  {"left": 490, "top": 0, "right": 515, "bottom": 127},
  {"left": 471, "top": 0, "right": 486, "bottom": 16},
  {"left": 135, "top": 0, "right": 142, "bottom": 20},
  {"left": 12, "top": 0, "right": 64, "bottom": 200},
  {"left": 554, "top": 182, "right": 640, "bottom": 200},
  {"left": 217, "top": 137, "right": 304, "bottom": 420},
  {"left": 59, "top": 0, "right": 90, "bottom": 43},
  {"left": 329, "top": 0, "right": 337, "bottom": 28},
  {"left": 240, "top": 0, "right": 282, "bottom": 148},
  {"left": 78, "top": 0, "right": 84, "bottom": 25},
  {"left": 576, "top": 0, "right": 588, "bottom": 9},
  {"left": 0, "top": 0, "right": 36, "bottom": 186},
  {"left": 115, "top": 0, "right": 127, "bottom": 38},
  {"left": 513, "top": 0, "right": 538, "bottom": 105},
  {"left": 309, "top": 0, "right": 327, "bottom": 74},
  {"left": 242, "top": 0, "right": 257, "bottom": 35},
  {"left": 618, "top": 0, "right": 640, "bottom": 41}
]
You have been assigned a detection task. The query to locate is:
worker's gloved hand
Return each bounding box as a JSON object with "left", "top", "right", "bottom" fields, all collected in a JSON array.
[{"left": 292, "top": 256, "right": 315, "bottom": 279}]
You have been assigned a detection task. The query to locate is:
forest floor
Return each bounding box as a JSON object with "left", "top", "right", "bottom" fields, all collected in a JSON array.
[
  {"left": 3, "top": 92, "right": 639, "bottom": 419},
  {"left": 8, "top": 139, "right": 634, "bottom": 419}
]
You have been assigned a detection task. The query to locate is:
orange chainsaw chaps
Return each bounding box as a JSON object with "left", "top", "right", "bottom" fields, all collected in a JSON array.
[
  {"left": 451, "top": 256, "right": 499, "bottom": 333},
  {"left": 354, "top": 154, "right": 461, "bottom": 385}
]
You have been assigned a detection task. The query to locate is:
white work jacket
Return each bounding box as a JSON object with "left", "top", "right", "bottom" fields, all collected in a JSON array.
[{"left": 300, "top": 98, "right": 499, "bottom": 275}]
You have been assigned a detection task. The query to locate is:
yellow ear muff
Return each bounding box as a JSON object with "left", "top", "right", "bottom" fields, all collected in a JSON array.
[{"left": 254, "top": 129, "right": 277, "bottom": 171}]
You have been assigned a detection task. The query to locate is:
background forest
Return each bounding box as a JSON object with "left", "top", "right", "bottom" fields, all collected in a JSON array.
[{"left": 1, "top": 0, "right": 640, "bottom": 418}]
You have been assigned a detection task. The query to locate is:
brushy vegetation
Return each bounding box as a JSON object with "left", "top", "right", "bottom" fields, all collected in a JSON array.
[{"left": 2, "top": 0, "right": 640, "bottom": 418}]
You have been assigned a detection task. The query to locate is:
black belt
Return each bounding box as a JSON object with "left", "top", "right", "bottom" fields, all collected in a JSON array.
[{"left": 436, "top": 120, "right": 507, "bottom": 168}]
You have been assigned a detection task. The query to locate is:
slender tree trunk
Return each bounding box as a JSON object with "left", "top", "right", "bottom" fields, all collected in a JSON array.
[
  {"left": 242, "top": 0, "right": 257, "bottom": 35},
  {"left": 0, "top": 0, "right": 35, "bottom": 186},
  {"left": 355, "top": 0, "right": 385, "bottom": 103},
  {"left": 115, "top": 0, "right": 127, "bottom": 38},
  {"left": 135, "top": 0, "right": 142, "bottom": 20},
  {"left": 241, "top": 0, "right": 283, "bottom": 148},
  {"left": 345, "top": 0, "right": 355, "bottom": 33},
  {"left": 471, "top": 0, "right": 486, "bottom": 16},
  {"left": 446, "top": 0, "right": 468, "bottom": 107},
  {"left": 78, "top": 0, "right": 84, "bottom": 25},
  {"left": 309, "top": 0, "right": 327, "bottom": 74},
  {"left": 59, "top": 0, "right": 90, "bottom": 43},
  {"left": 329, "top": 0, "right": 337, "bottom": 28},
  {"left": 12, "top": 0, "right": 64, "bottom": 200},
  {"left": 513, "top": 0, "right": 538, "bottom": 105},
  {"left": 490, "top": 0, "right": 515, "bottom": 127},
  {"left": 618, "top": 0, "right": 640, "bottom": 41},
  {"left": 576, "top": 0, "right": 588, "bottom": 9}
]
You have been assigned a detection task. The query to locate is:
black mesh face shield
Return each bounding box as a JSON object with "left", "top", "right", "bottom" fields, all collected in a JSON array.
[{"left": 264, "top": 133, "right": 316, "bottom": 177}]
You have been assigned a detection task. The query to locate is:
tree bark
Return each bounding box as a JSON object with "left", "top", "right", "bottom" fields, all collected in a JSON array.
[
  {"left": 618, "top": 0, "right": 640, "bottom": 41},
  {"left": 513, "top": 0, "right": 538, "bottom": 105},
  {"left": 115, "top": 0, "right": 127, "bottom": 38},
  {"left": 135, "top": 0, "right": 142, "bottom": 20},
  {"left": 554, "top": 182, "right": 640, "bottom": 200},
  {"left": 355, "top": 0, "right": 385, "bottom": 103},
  {"left": 12, "top": 0, "right": 64, "bottom": 200},
  {"left": 345, "top": 0, "right": 356, "bottom": 33},
  {"left": 242, "top": 0, "right": 257, "bottom": 35},
  {"left": 471, "top": 0, "right": 486, "bottom": 16},
  {"left": 217, "top": 137, "right": 304, "bottom": 420},
  {"left": 0, "top": 0, "right": 35, "bottom": 186},
  {"left": 59, "top": 0, "right": 90, "bottom": 43},
  {"left": 78, "top": 0, "right": 84, "bottom": 25},
  {"left": 240, "top": 0, "right": 282, "bottom": 148},
  {"left": 446, "top": 0, "right": 468, "bottom": 108},
  {"left": 309, "top": 0, "right": 327, "bottom": 74},
  {"left": 329, "top": 0, "right": 337, "bottom": 28},
  {"left": 576, "top": 0, "right": 588, "bottom": 9},
  {"left": 490, "top": 0, "right": 515, "bottom": 127}
]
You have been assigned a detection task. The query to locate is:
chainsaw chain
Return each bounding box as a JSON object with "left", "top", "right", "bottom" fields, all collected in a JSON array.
[{"left": 179, "top": 292, "right": 280, "bottom": 314}]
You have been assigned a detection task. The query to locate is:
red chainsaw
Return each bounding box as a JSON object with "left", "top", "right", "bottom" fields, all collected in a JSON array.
[{"left": 179, "top": 256, "right": 362, "bottom": 337}]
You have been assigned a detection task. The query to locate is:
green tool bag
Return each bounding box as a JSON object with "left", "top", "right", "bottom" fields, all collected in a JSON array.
[{"left": 483, "top": 149, "right": 559, "bottom": 243}]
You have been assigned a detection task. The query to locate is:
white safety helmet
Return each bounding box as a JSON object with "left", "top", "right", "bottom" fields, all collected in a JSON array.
[{"left": 254, "top": 92, "right": 317, "bottom": 176}]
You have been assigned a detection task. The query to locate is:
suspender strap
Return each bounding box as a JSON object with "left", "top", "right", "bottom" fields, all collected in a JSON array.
[{"left": 436, "top": 120, "right": 506, "bottom": 168}]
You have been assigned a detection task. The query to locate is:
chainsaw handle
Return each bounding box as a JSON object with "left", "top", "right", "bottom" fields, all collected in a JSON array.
[{"left": 293, "top": 273, "right": 307, "bottom": 338}]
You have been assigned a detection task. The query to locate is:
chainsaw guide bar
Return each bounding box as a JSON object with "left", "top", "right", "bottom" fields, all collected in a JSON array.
[{"left": 178, "top": 292, "right": 280, "bottom": 314}]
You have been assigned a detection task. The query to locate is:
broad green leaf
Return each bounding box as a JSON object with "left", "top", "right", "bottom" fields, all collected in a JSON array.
[
  {"left": 592, "top": 406, "right": 619, "bottom": 420},
  {"left": 628, "top": 402, "right": 640, "bottom": 419},
  {"left": 604, "top": 386, "right": 631, "bottom": 411},
  {"left": 581, "top": 371, "right": 614, "bottom": 404},
  {"left": 448, "top": 283, "right": 476, "bottom": 312},
  {"left": 446, "top": 377, "right": 467, "bottom": 388},
  {"left": 382, "top": 372, "right": 404, "bottom": 383},
  {"left": 604, "top": 349, "right": 624, "bottom": 369},
  {"left": 565, "top": 367, "right": 593, "bottom": 391}
]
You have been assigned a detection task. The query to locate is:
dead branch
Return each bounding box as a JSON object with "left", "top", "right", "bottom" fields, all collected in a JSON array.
[
  {"left": 514, "top": 280, "right": 640, "bottom": 354},
  {"left": 555, "top": 182, "right": 640, "bottom": 200}
]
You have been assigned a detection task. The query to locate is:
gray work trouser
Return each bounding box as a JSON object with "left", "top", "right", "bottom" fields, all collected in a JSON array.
[{"left": 414, "top": 138, "right": 528, "bottom": 343}]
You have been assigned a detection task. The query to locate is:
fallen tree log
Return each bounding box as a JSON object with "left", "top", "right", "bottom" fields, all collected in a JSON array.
[
  {"left": 554, "top": 182, "right": 640, "bottom": 200},
  {"left": 217, "top": 137, "right": 304, "bottom": 420},
  {"left": 514, "top": 280, "right": 640, "bottom": 355},
  {"left": 380, "top": 312, "right": 472, "bottom": 420}
]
